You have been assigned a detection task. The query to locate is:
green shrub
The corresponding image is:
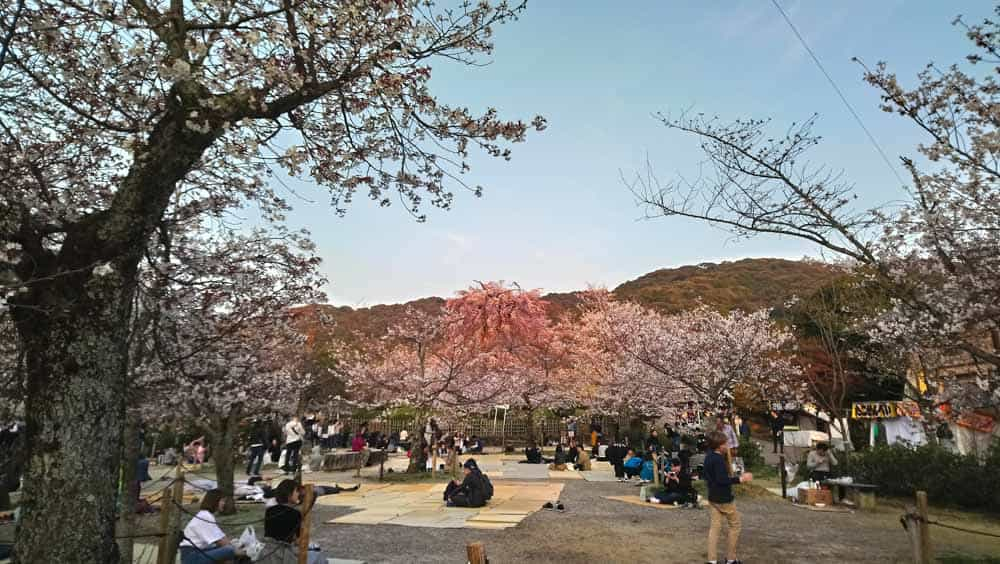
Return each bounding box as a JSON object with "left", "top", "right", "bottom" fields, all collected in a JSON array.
[
  {"left": 736, "top": 438, "right": 764, "bottom": 470},
  {"left": 847, "top": 440, "right": 1000, "bottom": 511}
]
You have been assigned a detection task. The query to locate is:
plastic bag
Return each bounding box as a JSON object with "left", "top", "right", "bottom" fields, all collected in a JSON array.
[{"left": 237, "top": 526, "right": 265, "bottom": 561}]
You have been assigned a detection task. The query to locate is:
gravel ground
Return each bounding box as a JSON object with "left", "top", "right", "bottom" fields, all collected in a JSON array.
[{"left": 306, "top": 478, "right": 1000, "bottom": 564}]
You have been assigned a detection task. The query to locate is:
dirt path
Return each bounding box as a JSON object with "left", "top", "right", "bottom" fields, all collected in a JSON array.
[{"left": 307, "top": 479, "right": 1000, "bottom": 563}]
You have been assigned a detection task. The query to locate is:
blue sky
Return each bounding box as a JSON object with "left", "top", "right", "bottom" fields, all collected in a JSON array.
[{"left": 280, "top": 1, "right": 992, "bottom": 306}]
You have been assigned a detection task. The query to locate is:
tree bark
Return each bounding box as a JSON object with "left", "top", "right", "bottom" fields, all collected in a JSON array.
[
  {"left": 210, "top": 409, "right": 241, "bottom": 515},
  {"left": 407, "top": 418, "right": 428, "bottom": 473},
  {"left": 118, "top": 413, "right": 140, "bottom": 563},
  {"left": 11, "top": 274, "right": 133, "bottom": 563}
]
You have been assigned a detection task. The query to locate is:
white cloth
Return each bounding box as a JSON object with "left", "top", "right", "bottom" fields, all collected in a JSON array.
[
  {"left": 399, "top": 430, "right": 409, "bottom": 441},
  {"left": 180, "top": 510, "right": 226, "bottom": 549},
  {"left": 869, "top": 417, "right": 927, "bottom": 447}
]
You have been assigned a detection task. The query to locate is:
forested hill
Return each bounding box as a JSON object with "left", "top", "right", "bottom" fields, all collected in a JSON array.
[
  {"left": 294, "top": 258, "right": 843, "bottom": 345},
  {"left": 612, "top": 258, "right": 843, "bottom": 314}
]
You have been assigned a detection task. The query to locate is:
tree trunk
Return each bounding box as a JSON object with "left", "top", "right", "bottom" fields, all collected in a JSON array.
[
  {"left": 11, "top": 272, "right": 133, "bottom": 564},
  {"left": 118, "top": 413, "right": 141, "bottom": 563},
  {"left": 211, "top": 409, "right": 241, "bottom": 515},
  {"left": 407, "top": 418, "right": 428, "bottom": 473}
]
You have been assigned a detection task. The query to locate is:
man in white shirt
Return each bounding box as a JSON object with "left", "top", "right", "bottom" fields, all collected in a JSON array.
[{"left": 282, "top": 416, "right": 306, "bottom": 474}]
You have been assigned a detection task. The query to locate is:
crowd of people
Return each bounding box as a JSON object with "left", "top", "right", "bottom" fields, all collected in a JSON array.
[{"left": 159, "top": 409, "right": 782, "bottom": 564}]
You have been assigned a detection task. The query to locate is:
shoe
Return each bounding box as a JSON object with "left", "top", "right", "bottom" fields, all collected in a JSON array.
[
  {"left": 555, "top": 502, "right": 565, "bottom": 512},
  {"left": 542, "top": 502, "right": 554, "bottom": 510},
  {"left": 726, "top": 561, "right": 743, "bottom": 564}
]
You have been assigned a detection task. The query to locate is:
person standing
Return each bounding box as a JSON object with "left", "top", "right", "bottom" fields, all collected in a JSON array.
[
  {"left": 873, "top": 417, "right": 889, "bottom": 446},
  {"left": 806, "top": 442, "right": 838, "bottom": 482},
  {"left": 282, "top": 415, "right": 306, "bottom": 474},
  {"left": 703, "top": 431, "right": 752, "bottom": 564},
  {"left": 715, "top": 416, "right": 739, "bottom": 457},
  {"left": 246, "top": 418, "right": 267, "bottom": 477},
  {"left": 768, "top": 410, "right": 784, "bottom": 454}
]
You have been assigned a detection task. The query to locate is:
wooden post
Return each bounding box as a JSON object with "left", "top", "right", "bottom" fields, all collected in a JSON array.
[
  {"left": 779, "top": 455, "right": 787, "bottom": 499},
  {"left": 652, "top": 456, "right": 660, "bottom": 487},
  {"left": 297, "top": 484, "right": 315, "bottom": 564},
  {"left": 916, "top": 491, "right": 931, "bottom": 564},
  {"left": 432, "top": 448, "right": 439, "bottom": 477},
  {"left": 158, "top": 466, "right": 184, "bottom": 564},
  {"left": 466, "top": 541, "right": 487, "bottom": 564},
  {"left": 155, "top": 474, "right": 174, "bottom": 564},
  {"left": 380, "top": 455, "right": 385, "bottom": 481}
]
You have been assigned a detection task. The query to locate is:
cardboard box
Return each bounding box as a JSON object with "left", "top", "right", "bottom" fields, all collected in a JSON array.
[{"left": 797, "top": 488, "right": 833, "bottom": 506}]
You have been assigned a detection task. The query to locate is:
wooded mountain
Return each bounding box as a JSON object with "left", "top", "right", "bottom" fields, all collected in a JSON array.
[{"left": 294, "top": 258, "right": 842, "bottom": 348}]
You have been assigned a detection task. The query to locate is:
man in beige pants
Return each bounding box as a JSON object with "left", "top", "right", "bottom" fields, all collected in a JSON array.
[{"left": 703, "top": 431, "right": 752, "bottom": 564}]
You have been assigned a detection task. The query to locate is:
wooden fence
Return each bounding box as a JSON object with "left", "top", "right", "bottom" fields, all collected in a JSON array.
[{"left": 332, "top": 413, "right": 635, "bottom": 445}]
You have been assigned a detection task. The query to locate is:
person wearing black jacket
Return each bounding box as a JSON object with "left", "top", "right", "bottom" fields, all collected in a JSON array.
[
  {"left": 443, "top": 459, "right": 488, "bottom": 507},
  {"left": 646, "top": 429, "right": 661, "bottom": 454},
  {"left": 658, "top": 458, "right": 696, "bottom": 505},
  {"left": 703, "top": 431, "right": 752, "bottom": 564},
  {"left": 606, "top": 440, "right": 628, "bottom": 480},
  {"left": 768, "top": 410, "right": 784, "bottom": 453},
  {"left": 522, "top": 442, "right": 543, "bottom": 464},
  {"left": 246, "top": 418, "right": 268, "bottom": 477}
]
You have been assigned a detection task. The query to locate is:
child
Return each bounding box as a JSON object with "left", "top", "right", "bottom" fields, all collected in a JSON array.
[{"left": 703, "top": 431, "right": 752, "bottom": 564}]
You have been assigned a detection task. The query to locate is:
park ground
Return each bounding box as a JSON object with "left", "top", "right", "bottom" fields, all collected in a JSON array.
[{"left": 3, "top": 451, "right": 999, "bottom": 563}]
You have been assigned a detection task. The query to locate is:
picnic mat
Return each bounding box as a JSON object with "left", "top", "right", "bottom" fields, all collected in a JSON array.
[
  {"left": 604, "top": 495, "right": 680, "bottom": 510},
  {"left": 323, "top": 481, "right": 563, "bottom": 529},
  {"left": 548, "top": 469, "right": 583, "bottom": 480},
  {"left": 791, "top": 502, "right": 853, "bottom": 513},
  {"left": 499, "top": 462, "right": 551, "bottom": 480},
  {"left": 580, "top": 470, "right": 619, "bottom": 482}
]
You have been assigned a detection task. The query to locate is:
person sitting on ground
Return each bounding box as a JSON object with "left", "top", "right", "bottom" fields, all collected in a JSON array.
[
  {"left": 263, "top": 480, "right": 327, "bottom": 563},
  {"left": 575, "top": 446, "right": 592, "bottom": 471},
  {"left": 639, "top": 452, "right": 655, "bottom": 483},
  {"left": 523, "top": 442, "right": 543, "bottom": 464},
  {"left": 623, "top": 448, "right": 643, "bottom": 480},
  {"left": 566, "top": 439, "right": 580, "bottom": 466},
  {"left": 179, "top": 489, "right": 246, "bottom": 564},
  {"left": 466, "top": 435, "right": 484, "bottom": 454},
  {"left": 652, "top": 458, "right": 697, "bottom": 506},
  {"left": 443, "top": 459, "right": 489, "bottom": 507},
  {"left": 806, "top": 442, "right": 838, "bottom": 483},
  {"left": 549, "top": 445, "right": 568, "bottom": 471}
]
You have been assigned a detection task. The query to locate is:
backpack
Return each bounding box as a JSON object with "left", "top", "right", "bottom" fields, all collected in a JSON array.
[{"left": 481, "top": 472, "right": 494, "bottom": 500}]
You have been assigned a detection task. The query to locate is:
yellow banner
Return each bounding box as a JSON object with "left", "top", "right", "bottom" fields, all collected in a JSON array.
[{"left": 851, "top": 401, "right": 921, "bottom": 419}]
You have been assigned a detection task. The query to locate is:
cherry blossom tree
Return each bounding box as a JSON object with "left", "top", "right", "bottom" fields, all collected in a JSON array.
[
  {"left": 447, "top": 282, "right": 581, "bottom": 443},
  {"left": 0, "top": 1, "right": 542, "bottom": 559},
  {"left": 337, "top": 304, "right": 505, "bottom": 471},
  {"left": 132, "top": 226, "right": 326, "bottom": 513},
  {"left": 630, "top": 9, "right": 1000, "bottom": 413},
  {"left": 577, "top": 290, "right": 802, "bottom": 417}
]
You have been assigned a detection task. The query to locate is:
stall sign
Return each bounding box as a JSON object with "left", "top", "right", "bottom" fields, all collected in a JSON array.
[
  {"left": 956, "top": 412, "right": 996, "bottom": 434},
  {"left": 852, "top": 401, "right": 901, "bottom": 419}
]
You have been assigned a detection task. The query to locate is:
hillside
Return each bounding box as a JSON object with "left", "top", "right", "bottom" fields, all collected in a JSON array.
[
  {"left": 613, "top": 258, "right": 843, "bottom": 314},
  {"left": 294, "top": 258, "right": 844, "bottom": 346}
]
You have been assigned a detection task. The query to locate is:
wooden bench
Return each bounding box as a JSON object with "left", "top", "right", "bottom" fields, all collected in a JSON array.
[
  {"left": 320, "top": 449, "right": 388, "bottom": 473},
  {"left": 822, "top": 480, "right": 879, "bottom": 510}
]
